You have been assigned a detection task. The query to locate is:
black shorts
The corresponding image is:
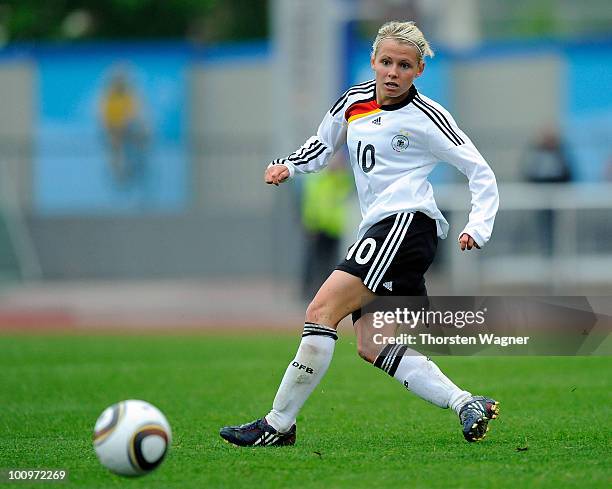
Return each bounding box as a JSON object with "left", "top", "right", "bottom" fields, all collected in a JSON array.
[{"left": 336, "top": 212, "right": 437, "bottom": 319}]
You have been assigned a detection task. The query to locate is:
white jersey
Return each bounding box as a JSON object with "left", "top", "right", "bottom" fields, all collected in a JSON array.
[{"left": 270, "top": 80, "right": 499, "bottom": 247}]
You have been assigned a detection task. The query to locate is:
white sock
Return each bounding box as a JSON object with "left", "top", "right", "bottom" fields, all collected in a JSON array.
[
  {"left": 266, "top": 323, "right": 337, "bottom": 433},
  {"left": 374, "top": 344, "right": 471, "bottom": 414}
]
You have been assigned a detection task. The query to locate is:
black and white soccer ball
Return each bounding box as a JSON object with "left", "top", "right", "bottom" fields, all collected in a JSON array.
[{"left": 93, "top": 400, "right": 172, "bottom": 476}]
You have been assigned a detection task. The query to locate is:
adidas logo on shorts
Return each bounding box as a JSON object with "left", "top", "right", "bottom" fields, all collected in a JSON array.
[{"left": 382, "top": 281, "right": 393, "bottom": 291}]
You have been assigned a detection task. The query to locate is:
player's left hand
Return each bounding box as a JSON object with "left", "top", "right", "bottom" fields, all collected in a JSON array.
[{"left": 459, "top": 233, "right": 480, "bottom": 251}]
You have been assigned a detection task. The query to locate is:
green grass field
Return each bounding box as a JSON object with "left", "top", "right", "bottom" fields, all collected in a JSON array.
[{"left": 1, "top": 333, "right": 610, "bottom": 489}]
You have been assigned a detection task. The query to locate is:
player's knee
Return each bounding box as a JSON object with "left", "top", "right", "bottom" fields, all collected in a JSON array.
[
  {"left": 305, "top": 300, "right": 322, "bottom": 323},
  {"left": 305, "top": 299, "right": 337, "bottom": 327}
]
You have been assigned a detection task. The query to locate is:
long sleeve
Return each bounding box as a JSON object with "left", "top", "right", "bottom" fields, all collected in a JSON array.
[
  {"left": 269, "top": 110, "right": 347, "bottom": 178},
  {"left": 428, "top": 118, "right": 499, "bottom": 248}
]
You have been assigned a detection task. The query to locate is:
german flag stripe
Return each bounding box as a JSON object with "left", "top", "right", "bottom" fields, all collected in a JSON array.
[
  {"left": 345, "top": 99, "right": 380, "bottom": 122},
  {"left": 348, "top": 108, "right": 382, "bottom": 124}
]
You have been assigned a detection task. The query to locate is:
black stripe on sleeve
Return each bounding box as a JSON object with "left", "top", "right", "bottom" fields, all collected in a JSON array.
[
  {"left": 292, "top": 145, "right": 327, "bottom": 166},
  {"left": 413, "top": 99, "right": 463, "bottom": 146},
  {"left": 329, "top": 79, "right": 375, "bottom": 114},
  {"left": 331, "top": 88, "right": 376, "bottom": 117},
  {"left": 415, "top": 95, "right": 464, "bottom": 143},
  {"left": 288, "top": 140, "right": 321, "bottom": 160},
  {"left": 415, "top": 95, "right": 464, "bottom": 145},
  {"left": 330, "top": 81, "right": 376, "bottom": 116},
  {"left": 288, "top": 141, "right": 324, "bottom": 162}
]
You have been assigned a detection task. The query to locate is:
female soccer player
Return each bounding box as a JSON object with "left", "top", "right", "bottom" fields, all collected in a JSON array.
[{"left": 221, "top": 21, "right": 499, "bottom": 446}]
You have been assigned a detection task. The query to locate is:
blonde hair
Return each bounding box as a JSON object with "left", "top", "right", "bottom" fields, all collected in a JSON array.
[{"left": 371, "top": 21, "right": 434, "bottom": 62}]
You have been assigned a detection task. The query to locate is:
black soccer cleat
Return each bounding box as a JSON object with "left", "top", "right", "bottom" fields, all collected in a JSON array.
[
  {"left": 219, "top": 418, "right": 296, "bottom": 447},
  {"left": 458, "top": 396, "right": 500, "bottom": 442}
]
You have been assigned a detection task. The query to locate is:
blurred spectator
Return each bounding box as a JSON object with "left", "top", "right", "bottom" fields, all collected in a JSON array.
[
  {"left": 521, "top": 128, "right": 572, "bottom": 184},
  {"left": 301, "top": 158, "right": 352, "bottom": 300},
  {"left": 521, "top": 128, "right": 573, "bottom": 255},
  {"left": 100, "top": 69, "right": 149, "bottom": 187}
]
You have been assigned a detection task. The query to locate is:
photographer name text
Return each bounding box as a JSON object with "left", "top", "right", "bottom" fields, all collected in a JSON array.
[{"left": 373, "top": 333, "right": 530, "bottom": 347}]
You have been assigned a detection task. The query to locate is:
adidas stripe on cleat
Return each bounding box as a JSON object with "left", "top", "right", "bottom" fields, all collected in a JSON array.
[
  {"left": 219, "top": 418, "right": 296, "bottom": 447},
  {"left": 458, "top": 396, "right": 500, "bottom": 442}
]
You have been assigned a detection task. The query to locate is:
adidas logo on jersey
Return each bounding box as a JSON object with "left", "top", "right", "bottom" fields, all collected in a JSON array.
[
  {"left": 371, "top": 116, "right": 382, "bottom": 125},
  {"left": 382, "top": 281, "right": 393, "bottom": 291}
]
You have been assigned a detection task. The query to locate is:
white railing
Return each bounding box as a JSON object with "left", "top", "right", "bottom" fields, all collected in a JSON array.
[{"left": 434, "top": 183, "right": 612, "bottom": 293}]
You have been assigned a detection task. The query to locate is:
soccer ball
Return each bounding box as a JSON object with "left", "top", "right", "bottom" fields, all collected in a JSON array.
[{"left": 93, "top": 400, "right": 172, "bottom": 476}]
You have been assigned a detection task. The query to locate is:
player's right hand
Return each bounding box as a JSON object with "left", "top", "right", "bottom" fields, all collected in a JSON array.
[{"left": 264, "top": 164, "right": 290, "bottom": 186}]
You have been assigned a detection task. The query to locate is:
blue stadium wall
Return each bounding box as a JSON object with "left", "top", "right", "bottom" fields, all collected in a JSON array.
[{"left": 0, "top": 37, "right": 610, "bottom": 279}]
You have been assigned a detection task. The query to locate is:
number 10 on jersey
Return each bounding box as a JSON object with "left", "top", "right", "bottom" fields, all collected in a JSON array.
[{"left": 357, "top": 140, "right": 376, "bottom": 173}]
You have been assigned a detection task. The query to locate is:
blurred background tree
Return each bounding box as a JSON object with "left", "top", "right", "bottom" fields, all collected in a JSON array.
[{"left": 0, "top": 0, "right": 268, "bottom": 43}]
